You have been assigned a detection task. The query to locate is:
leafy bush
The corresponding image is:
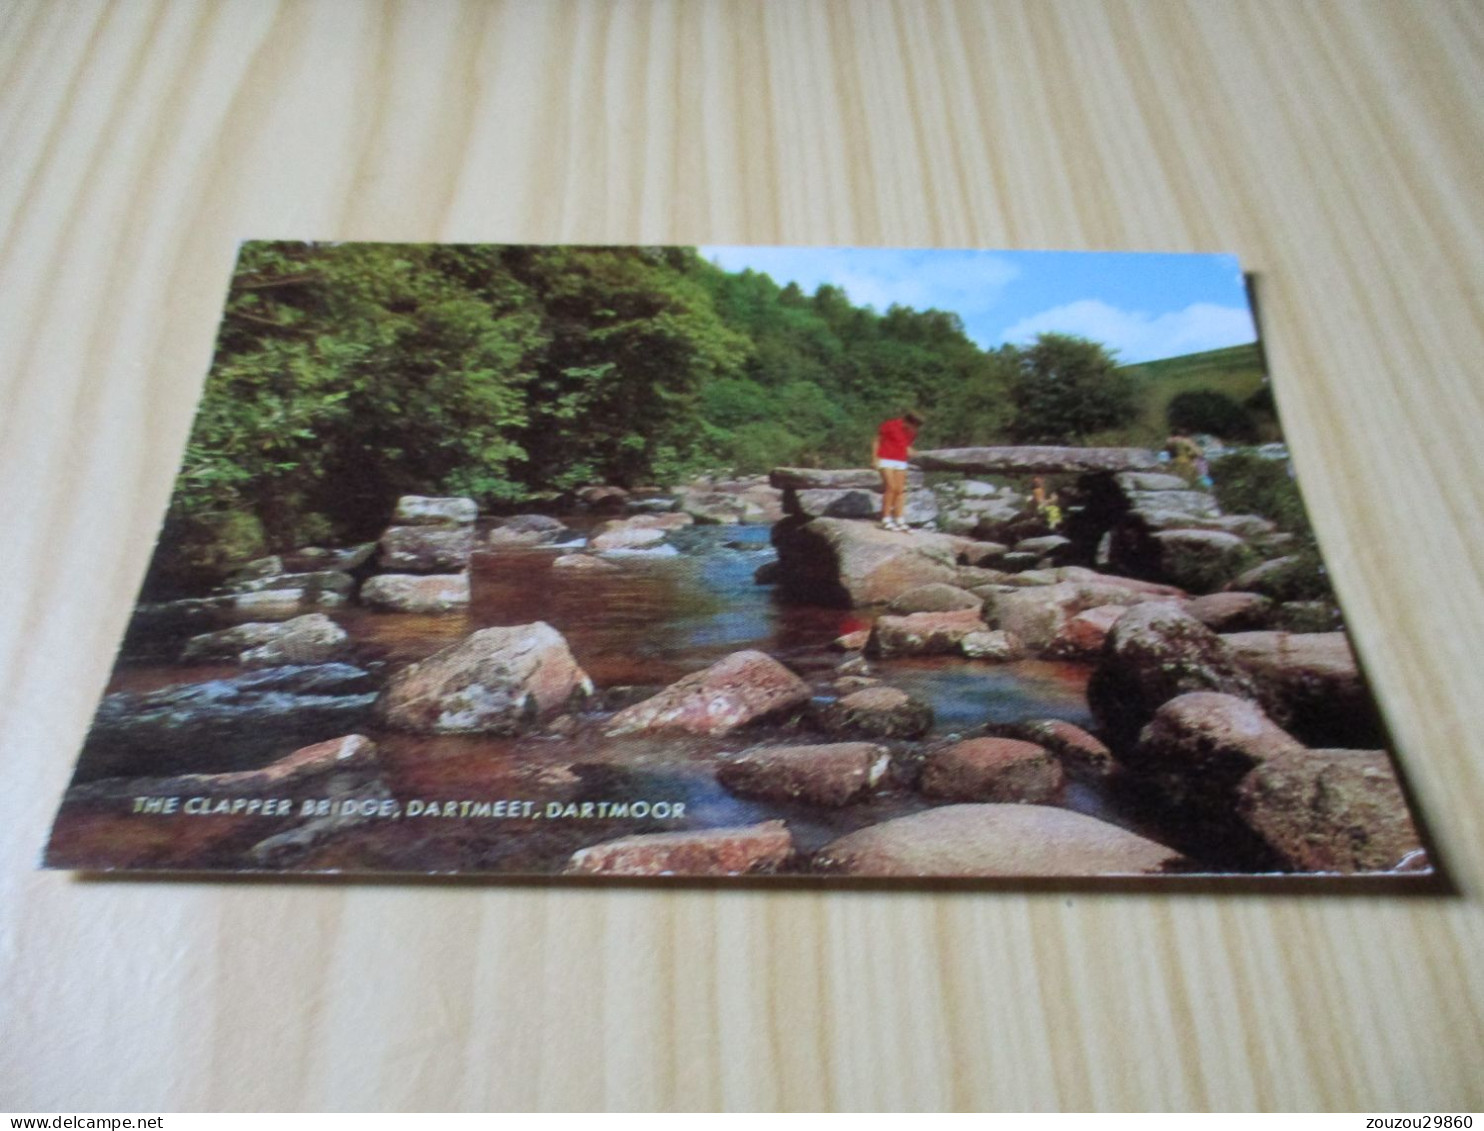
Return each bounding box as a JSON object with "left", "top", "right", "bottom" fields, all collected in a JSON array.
[
  {"left": 1209, "top": 454, "right": 1338, "bottom": 604},
  {"left": 1167, "top": 389, "right": 1257, "bottom": 441},
  {"left": 1245, "top": 384, "right": 1276, "bottom": 415},
  {"left": 1209, "top": 452, "right": 1312, "bottom": 537}
]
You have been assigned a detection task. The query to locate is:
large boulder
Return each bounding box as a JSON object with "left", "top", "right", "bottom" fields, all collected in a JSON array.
[
  {"left": 576, "top": 485, "right": 629, "bottom": 512},
  {"left": 1115, "top": 472, "right": 1191, "bottom": 493},
  {"left": 868, "top": 608, "right": 985, "bottom": 657},
  {"left": 1225, "top": 556, "right": 1305, "bottom": 599},
  {"left": 812, "top": 804, "right": 1184, "bottom": 876},
  {"left": 920, "top": 738, "right": 1065, "bottom": 803},
  {"left": 676, "top": 476, "right": 785, "bottom": 525},
  {"left": 282, "top": 543, "right": 378, "bottom": 574},
  {"left": 1006, "top": 719, "right": 1116, "bottom": 777},
  {"left": 627, "top": 495, "right": 680, "bottom": 515},
  {"left": 121, "top": 597, "right": 246, "bottom": 661},
  {"left": 785, "top": 487, "right": 937, "bottom": 526},
  {"left": 1125, "top": 489, "right": 1222, "bottom": 518},
  {"left": 604, "top": 650, "right": 810, "bottom": 737},
  {"left": 75, "top": 664, "right": 379, "bottom": 781},
  {"left": 1151, "top": 530, "right": 1256, "bottom": 592},
  {"left": 999, "top": 551, "right": 1044, "bottom": 572},
  {"left": 230, "top": 555, "right": 283, "bottom": 582},
  {"left": 377, "top": 623, "right": 593, "bottom": 734},
  {"left": 1221, "top": 631, "right": 1382, "bottom": 747},
  {"left": 960, "top": 630, "right": 1025, "bottom": 661},
  {"left": 959, "top": 541, "right": 1010, "bottom": 568},
  {"left": 1128, "top": 509, "right": 1269, "bottom": 537},
  {"left": 590, "top": 527, "right": 668, "bottom": 552},
  {"left": 812, "top": 685, "right": 933, "bottom": 739},
  {"left": 565, "top": 821, "right": 794, "bottom": 876},
  {"left": 887, "top": 583, "right": 982, "bottom": 614},
  {"left": 551, "top": 554, "right": 622, "bottom": 573},
  {"left": 787, "top": 487, "right": 879, "bottom": 520},
  {"left": 955, "top": 566, "right": 1012, "bottom": 590},
  {"left": 223, "top": 570, "right": 357, "bottom": 600},
  {"left": 392, "top": 495, "right": 478, "bottom": 526},
  {"left": 1128, "top": 692, "right": 1330, "bottom": 868},
  {"left": 1203, "top": 514, "right": 1279, "bottom": 540},
  {"left": 1132, "top": 691, "right": 1307, "bottom": 801},
  {"left": 717, "top": 742, "right": 891, "bottom": 807},
  {"left": 377, "top": 525, "right": 475, "bottom": 572},
  {"left": 360, "top": 572, "right": 470, "bottom": 613},
  {"left": 899, "top": 488, "right": 942, "bottom": 527},
  {"left": 1087, "top": 603, "right": 1261, "bottom": 748},
  {"left": 1187, "top": 591, "right": 1274, "bottom": 632},
  {"left": 485, "top": 514, "right": 568, "bottom": 546},
  {"left": 1055, "top": 566, "right": 1186, "bottom": 599},
  {"left": 677, "top": 489, "right": 747, "bottom": 524},
  {"left": 591, "top": 513, "right": 693, "bottom": 537},
  {"left": 231, "top": 588, "right": 346, "bottom": 614},
  {"left": 1045, "top": 604, "right": 1127, "bottom": 660},
  {"left": 985, "top": 581, "right": 1168, "bottom": 655},
  {"left": 182, "top": 613, "right": 350, "bottom": 667},
  {"left": 1274, "top": 601, "right": 1344, "bottom": 633},
  {"left": 770, "top": 517, "right": 960, "bottom": 606},
  {"left": 966, "top": 501, "right": 1031, "bottom": 541},
  {"left": 1235, "top": 748, "right": 1424, "bottom": 873},
  {"left": 67, "top": 734, "right": 382, "bottom": 803}
]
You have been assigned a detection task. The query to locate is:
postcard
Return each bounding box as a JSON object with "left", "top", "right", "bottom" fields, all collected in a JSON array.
[{"left": 42, "top": 242, "right": 1431, "bottom": 879}]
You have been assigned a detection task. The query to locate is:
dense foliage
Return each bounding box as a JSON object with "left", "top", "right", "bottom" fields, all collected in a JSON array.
[
  {"left": 1006, "top": 333, "right": 1141, "bottom": 443},
  {"left": 155, "top": 242, "right": 1158, "bottom": 588},
  {"left": 1209, "top": 451, "right": 1311, "bottom": 537},
  {"left": 1209, "top": 451, "right": 1334, "bottom": 606}
]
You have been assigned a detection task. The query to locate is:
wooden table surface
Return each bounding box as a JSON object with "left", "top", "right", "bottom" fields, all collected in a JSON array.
[{"left": 3, "top": 0, "right": 1482, "bottom": 1112}]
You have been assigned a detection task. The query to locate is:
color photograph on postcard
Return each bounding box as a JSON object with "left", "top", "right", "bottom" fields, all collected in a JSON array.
[{"left": 43, "top": 243, "right": 1430, "bottom": 879}]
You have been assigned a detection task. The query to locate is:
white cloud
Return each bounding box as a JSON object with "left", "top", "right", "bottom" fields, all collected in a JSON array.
[
  {"left": 998, "top": 300, "right": 1257, "bottom": 364},
  {"left": 701, "top": 246, "right": 1020, "bottom": 317}
]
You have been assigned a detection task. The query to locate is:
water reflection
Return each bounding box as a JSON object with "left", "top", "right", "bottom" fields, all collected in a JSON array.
[{"left": 80, "top": 522, "right": 1123, "bottom": 872}]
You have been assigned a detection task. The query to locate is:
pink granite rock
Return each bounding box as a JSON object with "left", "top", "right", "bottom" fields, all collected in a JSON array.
[
  {"left": 921, "top": 738, "right": 1065, "bottom": 803},
  {"left": 718, "top": 742, "right": 891, "bottom": 807},
  {"left": 566, "top": 821, "right": 794, "bottom": 876},
  {"left": 378, "top": 623, "right": 592, "bottom": 734},
  {"left": 605, "top": 650, "right": 811, "bottom": 737}
]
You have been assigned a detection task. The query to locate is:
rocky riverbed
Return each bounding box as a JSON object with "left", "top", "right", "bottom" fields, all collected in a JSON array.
[{"left": 47, "top": 465, "right": 1427, "bottom": 879}]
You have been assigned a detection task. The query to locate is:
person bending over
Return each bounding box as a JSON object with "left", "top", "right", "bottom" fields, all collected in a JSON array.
[{"left": 872, "top": 410, "right": 923, "bottom": 531}]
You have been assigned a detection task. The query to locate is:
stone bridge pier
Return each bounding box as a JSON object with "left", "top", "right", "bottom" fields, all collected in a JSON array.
[{"left": 770, "top": 445, "right": 1287, "bottom": 593}]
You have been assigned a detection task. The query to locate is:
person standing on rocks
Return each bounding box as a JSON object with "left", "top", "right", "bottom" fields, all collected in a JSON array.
[
  {"left": 1166, "top": 430, "right": 1202, "bottom": 484},
  {"left": 872, "top": 410, "right": 923, "bottom": 531}
]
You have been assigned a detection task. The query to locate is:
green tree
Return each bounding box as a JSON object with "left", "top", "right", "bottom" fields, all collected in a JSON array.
[
  {"left": 1007, "top": 333, "right": 1139, "bottom": 443},
  {"left": 505, "top": 246, "right": 750, "bottom": 488},
  {"left": 172, "top": 242, "right": 545, "bottom": 552}
]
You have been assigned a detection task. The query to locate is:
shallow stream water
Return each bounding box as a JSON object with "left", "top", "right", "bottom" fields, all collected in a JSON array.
[{"left": 79, "top": 522, "right": 1153, "bottom": 873}]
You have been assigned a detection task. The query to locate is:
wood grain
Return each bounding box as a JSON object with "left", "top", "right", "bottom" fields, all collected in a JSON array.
[{"left": 2, "top": 0, "right": 1482, "bottom": 1111}]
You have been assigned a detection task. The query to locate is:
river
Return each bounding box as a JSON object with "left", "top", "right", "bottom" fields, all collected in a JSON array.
[{"left": 75, "top": 522, "right": 1158, "bottom": 874}]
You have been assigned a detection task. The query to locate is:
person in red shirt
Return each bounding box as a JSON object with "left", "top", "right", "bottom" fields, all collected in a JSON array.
[{"left": 871, "top": 410, "right": 923, "bottom": 531}]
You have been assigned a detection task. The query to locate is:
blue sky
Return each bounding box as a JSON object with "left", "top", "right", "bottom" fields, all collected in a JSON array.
[{"left": 698, "top": 246, "right": 1257, "bottom": 365}]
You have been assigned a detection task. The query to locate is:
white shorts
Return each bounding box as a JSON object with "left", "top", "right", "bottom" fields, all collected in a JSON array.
[{"left": 877, "top": 459, "right": 909, "bottom": 470}]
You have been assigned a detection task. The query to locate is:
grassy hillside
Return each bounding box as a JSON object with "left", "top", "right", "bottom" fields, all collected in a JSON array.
[{"left": 1098, "top": 342, "right": 1276, "bottom": 447}]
